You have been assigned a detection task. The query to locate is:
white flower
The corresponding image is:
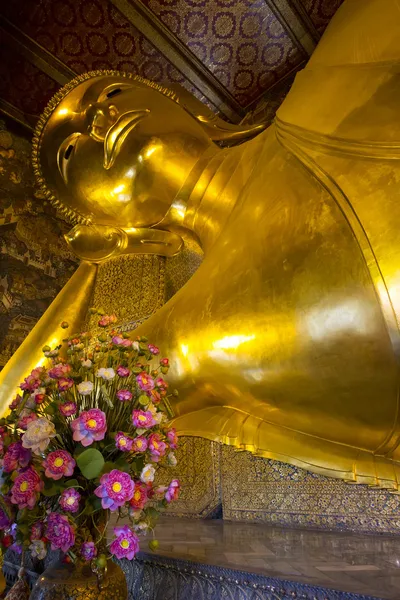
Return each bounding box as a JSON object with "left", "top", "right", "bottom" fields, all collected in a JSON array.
[
  {"left": 140, "top": 464, "right": 155, "bottom": 484},
  {"left": 96, "top": 368, "right": 115, "bottom": 381},
  {"left": 132, "top": 341, "right": 140, "bottom": 351},
  {"left": 22, "top": 417, "right": 56, "bottom": 455},
  {"left": 148, "top": 404, "right": 163, "bottom": 424},
  {"left": 77, "top": 380, "right": 94, "bottom": 395},
  {"left": 81, "top": 359, "right": 92, "bottom": 368},
  {"left": 167, "top": 452, "right": 177, "bottom": 467},
  {"left": 30, "top": 540, "right": 47, "bottom": 560}
]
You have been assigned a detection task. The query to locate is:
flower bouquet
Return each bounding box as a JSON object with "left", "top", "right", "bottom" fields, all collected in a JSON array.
[{"left": 0, "top": 310, "right": 179, "bottom": 576}]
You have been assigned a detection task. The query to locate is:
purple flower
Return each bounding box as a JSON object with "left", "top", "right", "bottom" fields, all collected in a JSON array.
[
  {"left": 81, "top": 541, "right": 97, "bottom": 562},
  {"left": 115, "top": 432, "right": 133, "bottom": 452},
  {"left": 94, "top": 470, "right": 134, "bottom": 511},
  {"left": 3, "top": 442, "right": 31, "bottom": 473},
  {"left": 110, "top": 525, "right": 139, "bottom": 560},
  {"left": 136, "top": 372, "right": 154, "bottom": 392},
  {"left": 59, "top": 401, "right": 77, "bottom": 417},
  {"left": 148, "top": 344, "right": 160, "bottom": 355},
  {"left": 132, "top": 410, "right": 156, "bottom": 429},
  {"left": 116, "top": 389, "right": 132, "bottom": 402},
  {"left": 71, "top": 408, "right": 107, "bottom": 447},
  {"left": 166, "top": 428, "right": 178, "bottom": 449},
  {"left": 117, "top": 366, "right": 130, "bottom": 378},
  {"left": 58, "top": 377, "right": 74, "bottom": 392},
  {"left": 46, "top": 513, "right": 75, "bottom": 553},
  {"left": 60, "top": 488, "right": 81, "bottom": 513},
  {"left": 132, "top": 436, "right": 148, "bottom": 452},
  {"left": 11, "top": 467, "right": 43, "bottom": 509},
  {"left": 148, "top": 433, "right": 167, "bottom": 459},
  {"left": 44, "top": 450, "right": 75, "bottom": 480},
  {"left": 165, "top": 479, "right": 180, "bottom": 503}
]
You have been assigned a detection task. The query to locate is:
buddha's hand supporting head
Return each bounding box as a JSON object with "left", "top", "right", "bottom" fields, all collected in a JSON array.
[{"left": 33, "top": 72, "right": 217, "bottom": 230}]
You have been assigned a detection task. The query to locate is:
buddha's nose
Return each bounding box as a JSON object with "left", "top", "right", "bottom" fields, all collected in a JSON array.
[{"left": 85, "top": 102, "right": 119, "bottom": 142}]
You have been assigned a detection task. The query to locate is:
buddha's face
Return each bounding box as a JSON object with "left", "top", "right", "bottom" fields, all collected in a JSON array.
[{"left": 38, "top": 75, "right": 215, "bottom": 227}]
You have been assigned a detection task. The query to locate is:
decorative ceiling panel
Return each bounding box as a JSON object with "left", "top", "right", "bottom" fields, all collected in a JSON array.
[
  {"left": 1, "top": 0, "right": 215, "bottom": 111},
  {"left": 0, "top": 44, "right": 58, "bottom": 116},
  {"left": 299, "top": 0, "right": 344, "bottom": 35},
  {"left": 142, "top": 0, "right": 305, "bottom": 107}
]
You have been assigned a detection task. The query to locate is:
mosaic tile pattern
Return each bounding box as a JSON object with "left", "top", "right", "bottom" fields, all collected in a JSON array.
[
  {"left": 221, "top": 445, "right": 400, "bottom": 534},
  {"left": 1, "top": 0, "right": 214, "bottom": 111},
  {"left": 300, "top": 0, "right": 345, "bottom": 35},
  {"left": 144, "top": 0, "right": 305, "bottom": 107}
]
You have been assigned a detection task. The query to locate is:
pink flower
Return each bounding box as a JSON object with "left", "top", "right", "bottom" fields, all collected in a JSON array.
[
  {"left": 132, "top": 436, "right": 148, "bottom": 452},
  {"left": 117, "top": 366, "right": 130, "bottom": 378},
  {"left": 110, "top": 525, "right": 139, "bottom": 560},
  {"left": 46, "top": 513, "right": 75, "bottom": 553},
  {"left": 3, "top": 442, "right": 31, "bottom": 473},
  {"left": 81, "top": 541, "right": 97, "bottom": 561},
  {"left": 59, "top": 401, "right": 77, "bottom": 417},
  {"left": 160, "top": 358, "right": 169, "bottom": 367},
  {"left": 132, "top": 410, "right": 156, "bottom": 429},
  {"left": 48, "top": 363, "right": 71, "bottom": 379},
  {"left": 18, "top": 412, "right": 38, "bottom": 431},
  {"left": 148, "top": 344, "right": 160, "bottom": 355},
  {"left": 166, "top": 428, "right": 178, "bottom": 449},
  {"left": 60, "top": 488, "right": 81, "bottom": 513},
  {"left": 155, "top": 377, "right": 168, "bottom": 390},
  {"left": 116, "top": 389, "right": 132, "bottom": 402},
  {"left": 112, "top": 336, "right": 132, "bottom": 347},
  {"left": 71, "top": 409, "right": 107, "bottom": 447},
  {"left": 58, "top": 378, "right": 74, "bottom": 392},
  {"left": 115, "top": 432, "right": 133, "bottom": 452},
  {"left": 9, "top": 394, "right": 22, "bottom": 410},
  {"left": 94, "top": 470, "right": 134, "bottom": 511},
  {"left": 44, "top": 450, "right": 75, "bottom": 480},
  {"left": 149, "top": 389, "right": 161, "bottom": 404},
  {"left": 11, "top": 467, "right": 43, "bottom": 509},
  {"left": 165, "top": 479, "right": 180, "bottom": 503},
  {"left": 136, "top": 372, "right": 154, "bottom": 392},
  {"left": 148, "top": 433, "right": 167, "bottom": 459},
  {"left": 129, "top": 482, "right": 148, "bottom": 510}
]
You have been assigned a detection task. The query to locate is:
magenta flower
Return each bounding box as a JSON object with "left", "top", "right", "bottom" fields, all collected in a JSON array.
[
  {"left": 116, "top": 389, "right": 132, "bottom": 402},
  {"left": 136, "top": 372, "right": 155, "bottom": 392},
  {"left": 148, "top": 344, "right": 160, "bottom": 355},
  {"left": 110, "top": 525, "right": 139, "bottom": 560},
  {"left": 115, "top": 432, "right": 133, "bottom": 452},
  {"left": 81, "top": 541, "right": 97, "bottom": 561},
  {"left": 166, "top": 428, "right": 178, "bottom": 449},
  {"left": 44, "top": 450, "right": 75, "bottom": 480},
  {"left": 3, "top": 442, "right": 31, "bottom": 473},
  {"left": 11, "top": 467, "right": 43, "bottom": 509},
  {"left": 48, "top": 363, "right": 71, "bottom": 379},
  {"left": 165, "top": 479, "right": 180, "bottom": 503},
  {"left": 71, "top": 408, "right": 107, "bottom": 446},
  {"left": 60, "top": 488, "right": 81, "bottom": 513},
  {"left": 94, "top": 470, "right": 134, "bottom": 511},
  {"left": 112, "top": 335, "right": 133, "bottom": 347},
  {"left": 18, "top": 412, "right": 38, "bottom": 431},
  {"left": 58, "top": 378, "right": 74, "bottom": 392},
  {"left": 132, "top": 436, "right": 148, "bottom": 452},
  {"left": 46, "top": 513, "right": 75, "bottom": 553},
  {"left": 59, "top": 401, "right": 77, "bottom": 417},
  {"left": 30, "top": 521, "right": 43, "bottom": 541},
  {"left": 148, "top": 433, "right": 167, "bottom": 459},
  {"left": 132, "top": 410, "right": 156, "bottom": 429},
  {"left": 155, "top": 377, "right": 168, "bottom": 390},
  {"left": 117, "top": 366, "right": 130, "bottom": 378},
  {"left": 9, "top": 394, "right": 22, "bottom": 410}
]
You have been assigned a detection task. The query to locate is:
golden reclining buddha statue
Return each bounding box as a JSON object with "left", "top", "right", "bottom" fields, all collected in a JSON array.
[{"left": 2, "top": 0, "right": 400, "bottom": 488}]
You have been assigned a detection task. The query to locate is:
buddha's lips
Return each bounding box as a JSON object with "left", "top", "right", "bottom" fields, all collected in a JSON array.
[{"left": 103, "top": 109, "right": 150, "bottom": 170}]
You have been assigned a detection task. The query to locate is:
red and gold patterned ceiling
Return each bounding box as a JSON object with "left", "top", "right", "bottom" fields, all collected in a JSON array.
[{"left": 0, "top": 0, "right": 343, "bottom": 128}]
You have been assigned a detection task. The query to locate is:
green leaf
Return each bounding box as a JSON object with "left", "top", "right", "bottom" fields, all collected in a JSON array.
[
  {"left": 64, "top": 479, "right": 79, "bottom": 488},
  {"left": 76, "top": 448, "right": 105, "bottom": 480},
  {"left": 42, "top": 482, "right": 62, "bottom": 497}
]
